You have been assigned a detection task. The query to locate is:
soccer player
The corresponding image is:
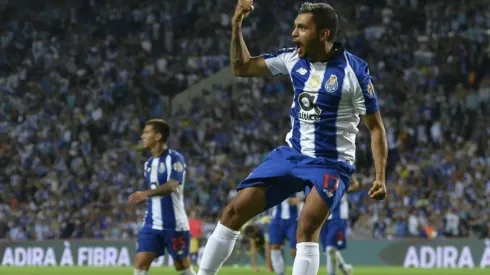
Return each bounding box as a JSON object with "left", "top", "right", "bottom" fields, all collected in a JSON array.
[
  {"left": 197, "top": 2, "right": 387, "bottom": 275},
  {"left": 268, "top": 193, "right": 304, "bottom": 275},
  {"left": 128, "top": 119, "right": 196, "bottom": 275},
  {"left": 242, "top": 223, "right": 269, "bottom": 272},
  {"left": 321, "top": 175, "right": 361, "bottom": 275}
]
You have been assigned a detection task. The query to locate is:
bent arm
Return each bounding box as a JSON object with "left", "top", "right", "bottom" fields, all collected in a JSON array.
[
  {"left": 231, "top": 20, "right": 271, "bottom": 77},
  {"left": 146, "top": 179, "right": 180, "bottom": 197}
]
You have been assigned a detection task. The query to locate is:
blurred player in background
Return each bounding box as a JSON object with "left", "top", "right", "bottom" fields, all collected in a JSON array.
[
  {"left": 128, "top": 119, "right": 196, "bottom": 275},
  {"left": 268, "top": 193, "right": 304, "bottom": 275},
  {"left": 197, "top": 1, "right": 387, "bottom": 275},
  {"left": 243, "top": 220, "right": 273, "bottom": 273},
  {"left": 321, "top": 175, "right": 361, "bottom": 275}
]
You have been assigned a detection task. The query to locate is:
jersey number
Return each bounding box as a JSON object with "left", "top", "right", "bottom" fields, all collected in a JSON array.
[
  {"left": 323, "top": 174, "right": 339, "bottom": 197},
  {"left": 171, "top": 237, "right": 186, "bottom": 251}
]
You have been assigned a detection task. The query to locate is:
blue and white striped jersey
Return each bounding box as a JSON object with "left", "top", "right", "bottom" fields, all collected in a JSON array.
[
  {"left": 263, "top": 42, "right": 379, "bottom": 164},
  {"left": 142, "top": 149, "right": 189, "bottom": 231},
  {"left": 270, "top": 192, "right": 304, "bottom": 222},
  {"left": 328, "top": 194, "right": 349, "bottom": 221}
]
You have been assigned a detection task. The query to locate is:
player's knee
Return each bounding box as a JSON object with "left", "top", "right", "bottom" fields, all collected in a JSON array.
[
  {"left": 270, "top": 244, "right": 281, "bottom": 250},
  {"left": 174, "top": 257, "right": 191, "bottom": 271},
  {"left": 134, "top": 261, "right": 150, "bottom": 271},
  {"left": 296, "top": 217, "right": 321, "bottom": 241},
  {"left": 134, "top": 254, "right": 152, "bottom": 271},
  {"left": 220, "top": 202, "right": 243, "bottom": 230},
  {"left": 220, "top": 187, "right": 266, "bottom": 230},
  {"left": 326, "top": 246, "right": 337, "bottom": 257}
]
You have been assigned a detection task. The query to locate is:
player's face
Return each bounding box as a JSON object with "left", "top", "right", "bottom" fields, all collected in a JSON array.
[
  {"left": 292, "top": 13, "right": 327, "bottom": 58},
  {"left": 141, "top": 125, "right": 160, "bottom": 149}
]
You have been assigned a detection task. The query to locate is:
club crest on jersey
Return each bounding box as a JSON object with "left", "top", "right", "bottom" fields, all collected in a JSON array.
[
  {"left": 173, "top": 162, "right": 184, "bottom": 172},
  {"left": 324, "top": 74, "right": 339, "bottom": 93},
  {"left": 158, "top": 162, "right": 166, "bottom": 174}
]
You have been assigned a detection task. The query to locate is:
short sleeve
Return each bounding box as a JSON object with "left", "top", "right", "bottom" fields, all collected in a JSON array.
[
  {"left": 349, "top": 58, "right": 379, "bottom": 115},
  {"left": 262, "top": 48, "right": 295, "bottom": 76},
  {"left": 169, "top": 154, "right": 186, "bottom": 184}
]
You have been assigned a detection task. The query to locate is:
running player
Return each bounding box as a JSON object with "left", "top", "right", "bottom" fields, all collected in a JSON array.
[
  {"left": 321, "top": 175, "right": 361, "bottom": 275},
  {"left": 269, "top": 193, "right": 304, "bottom": 275},
  {"left": 129, "top": 119, "right": 196, "bottom": 275},
  {"left": 197, "top": 2, "right": 387, "bottom": 275}
]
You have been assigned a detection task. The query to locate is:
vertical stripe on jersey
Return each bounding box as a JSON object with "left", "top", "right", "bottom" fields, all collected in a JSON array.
[
  {"left": 142, "top": 159, "right": 152, "bottom": 228},
  {"left": 171, "top": 169, "right": 190, "bottom": 231},
  {"left": 271, "top": 199, "right": 301, "bottom": 221},
  {"left": 161, "top": 155, "right": 175, "bottom": 229},
  {"left": 337, "top": 53, "right": 361, "bottom": 162},
  {"left": 150, "top": 158, "right": 163, "bottom": 230},
  {"left": 328, "top": 195, "right": 349, "bottom": 220},
  {"left": 315, "top": 57, "right": 347, "bottom": 160},
  {"left": 299, "top": 63, "right": 327, "bottom": 157},
  {"left": 287, "top": 60, "right": 310, "bottom": 152}
]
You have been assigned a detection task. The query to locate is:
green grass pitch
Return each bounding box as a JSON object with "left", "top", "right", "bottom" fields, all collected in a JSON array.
[{"left": 0, "top": 266, "right": 488, "bottom": 274}]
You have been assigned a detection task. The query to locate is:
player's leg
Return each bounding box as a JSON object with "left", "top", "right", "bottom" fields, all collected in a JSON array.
[
  {"left": 269, "top": 222, "right": 286, "bottom": 275},
  {"left": 265, "top": 239, "right": 274, "bottom": 272},
  {"left": 331, "top": 220, "right": 352, "bottom": 275},
  {"left": 287, "top": 220, "right": 298, "bottom": 258},
  {"left": 134, "top": 230, "right": 164, "bottom": 275},
  {"left": 321, "top": 220, "right": 337, "bottom": 275},
  {"left": 291, "top": 166, "right": 351, "bottom": 275},
  {"left": 197, "top": 186, "right": 267, "bottom": 275},
  {"left": 167, "top": 231, "right": 197, "bottom": 275},
  {"left": 291, "top": 187, "right": 329, "bottom": 275},
  {"left": 198, "top": 147, "right": 304, "bottom": 275},
  {"left": 198, "top": 181, "right": 304, "bottom": 275}
]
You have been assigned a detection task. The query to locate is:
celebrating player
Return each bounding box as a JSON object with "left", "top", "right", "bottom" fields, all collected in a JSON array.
[
  {"left": 268, "top": 193, "right": 304, "bottom": 275},
  {"left": 129, "top": 119, "right": 196, "bottom": 275},
  {"left": 197, "top": 2, "right": 387, "bottom": 275},
  {"left": 320, "top": 175, "right": 361, "bottom": 275}
]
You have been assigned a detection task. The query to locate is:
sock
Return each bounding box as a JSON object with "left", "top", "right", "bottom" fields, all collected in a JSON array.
[
  {"left": 292, "top": 242, "right": 320, "bottom": 275},
  {"left": 197, "top": 222, "right": 240, "bottom": 275},
  {"left": 180, "top": 267, "right": 197, "bottom": 275},
  {"left": 133, "top": 270, "right": 148, "bottom": 275},
  {"left": 326, "top": 246, "right": 337, "bottom": 275},
  {"left": 271, "top": 249, "right": 285, "bottom": 275},
  {"left": 336, "top": 250, "right": 347, "bottom": 272}
]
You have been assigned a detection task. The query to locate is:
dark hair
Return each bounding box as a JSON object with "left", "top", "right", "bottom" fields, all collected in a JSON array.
[
  {"left": 299, "top": 2, "right": 338, "bottom": 41},
  {"left": 146, "top": 119, "right": 170, "bottom": 143},
  {"left": 243, "top": 225, "right": 257, "bottom": 236}
]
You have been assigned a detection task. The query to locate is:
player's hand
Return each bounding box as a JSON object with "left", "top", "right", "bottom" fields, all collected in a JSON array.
[
  {"left": 368, "top": 180, "right": 386, "bottom": 200},
  {"left": 128, "top": 191, "right": 149, "bottom": 204},
  {"left": 233, "top": 0, "right": 254, "bottom": 23}
]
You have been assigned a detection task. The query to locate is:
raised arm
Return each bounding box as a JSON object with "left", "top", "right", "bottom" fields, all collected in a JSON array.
[{"left": 231, "top": 0, "right": 275, "bottom": 77}]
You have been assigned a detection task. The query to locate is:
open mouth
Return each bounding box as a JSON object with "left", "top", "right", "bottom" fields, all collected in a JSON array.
[
  {"left": 294, "top": 41, "right": 304, "bottom": 55},
  {"left": 294, "top": 41, "right": 302, "bottom": 50}
]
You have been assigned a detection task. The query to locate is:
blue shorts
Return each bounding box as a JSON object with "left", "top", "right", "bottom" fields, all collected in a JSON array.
[
  {"left": 320, "top": 219, "right": 348, "bottom": 250},
  {"left": 237, "top": 146, "right": 354, "bottom": 211},
  {"left": 136, "top": 228, "right": 190, "bottom": 260},
  {"left": 268, "top": 219, "right": 297, "bottom": 249}
]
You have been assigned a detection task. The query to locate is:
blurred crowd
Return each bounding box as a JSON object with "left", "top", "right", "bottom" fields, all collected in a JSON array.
[{"left": 1, "top": 0, "right": 489, "bottom": 242}]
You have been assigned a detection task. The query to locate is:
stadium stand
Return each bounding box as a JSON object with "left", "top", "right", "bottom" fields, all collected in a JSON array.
[{"left": 1, "top": 0, "right": 489, "bottom": 242}]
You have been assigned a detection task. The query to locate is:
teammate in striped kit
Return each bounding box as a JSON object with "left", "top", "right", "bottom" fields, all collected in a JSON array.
[
  {"left": 128, "top": 119, "right": 196, "bottom": 275},
  {"left": 268, "top": 193, "right": 304, "bottom": 275},
  {"left": 320, "top": 176, "right": 361, "bottom": 275},
  {"left": 197, "top": 2, "right": 387, "bottom": 275}
]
